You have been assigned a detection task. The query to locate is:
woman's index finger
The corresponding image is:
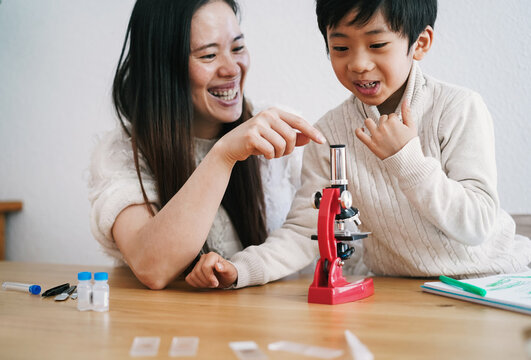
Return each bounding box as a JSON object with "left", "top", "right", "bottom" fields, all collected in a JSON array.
[{"left": 275, "top": 109, "right": 326, "bottom": 144}]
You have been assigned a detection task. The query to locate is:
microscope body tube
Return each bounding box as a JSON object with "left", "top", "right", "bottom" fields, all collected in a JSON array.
[{"left": 330, "top": 145, "right": 347, "bottom": 190}]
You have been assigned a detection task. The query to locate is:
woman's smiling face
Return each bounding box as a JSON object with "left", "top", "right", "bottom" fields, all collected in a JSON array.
[{"left": 189, "top": 0, "right": 250, "bottom": 138}]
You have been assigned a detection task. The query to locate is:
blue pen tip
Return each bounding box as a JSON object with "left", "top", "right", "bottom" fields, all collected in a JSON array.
[{"left": 29, "top": 285, "right": 41, "bottom": 295}]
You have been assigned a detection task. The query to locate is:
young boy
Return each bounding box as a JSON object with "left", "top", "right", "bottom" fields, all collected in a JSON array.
[{"left": 185, "top": 0, "right": 531, "bottom": 288}]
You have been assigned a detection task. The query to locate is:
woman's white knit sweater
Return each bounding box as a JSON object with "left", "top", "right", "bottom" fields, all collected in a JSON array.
[
  {"left": 230, "top": 62, "right": 531, "bottom": 287},
  {"left": 88, "top": 114, "right": 303, "bottom": 266}
]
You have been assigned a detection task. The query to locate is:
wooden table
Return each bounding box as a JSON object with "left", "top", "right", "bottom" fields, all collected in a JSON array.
[
  {"left": 0, "top": 201, "right": 23, "bottom": 260},
  {"left": 0, "top": 262, "right": 529, "bottom": 359}
]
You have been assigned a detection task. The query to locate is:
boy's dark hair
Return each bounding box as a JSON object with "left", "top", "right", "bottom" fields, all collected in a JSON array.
[{"left": 316, "top": 0, "right": 437, "bottom": 53}]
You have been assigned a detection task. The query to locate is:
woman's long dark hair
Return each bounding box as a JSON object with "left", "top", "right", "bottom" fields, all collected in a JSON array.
[{"left": 112, "top": 0, "right": 267, "bottom": 248}]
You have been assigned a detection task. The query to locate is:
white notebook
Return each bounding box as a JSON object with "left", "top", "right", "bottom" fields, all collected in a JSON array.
[{"left": 421, "top": 270, "right": 531, "bottom": 315}]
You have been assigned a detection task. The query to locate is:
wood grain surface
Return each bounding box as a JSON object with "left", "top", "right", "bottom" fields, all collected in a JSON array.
[{"left": 0, "top": 261, "right": 529, "bottom": 359}]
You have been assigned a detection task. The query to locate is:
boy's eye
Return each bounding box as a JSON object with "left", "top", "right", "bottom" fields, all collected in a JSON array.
[
  {"left": 370, "top": 42, "right": 388, "bottom": 49},
  {"left": 332, "top": 46, "right": 348, "bottom": 52}
]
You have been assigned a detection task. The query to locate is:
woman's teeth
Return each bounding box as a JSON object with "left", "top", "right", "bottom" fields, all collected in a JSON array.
[
  {"left": 209, "top": 88, "right": 238, "bottom": 101},
  {"left": 359, "top": 82, "right": 377, "bottom": 88}
]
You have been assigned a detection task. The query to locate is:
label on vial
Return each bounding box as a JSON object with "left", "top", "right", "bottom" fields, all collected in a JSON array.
[
  {"left": 77, "top": 290, "right": 92, "bottom": 311},
  {"left": 92, "top": 290, "right": 109, "bottom": 311}
]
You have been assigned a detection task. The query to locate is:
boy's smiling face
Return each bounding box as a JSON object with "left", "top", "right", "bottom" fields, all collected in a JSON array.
[{"left": 327, "top": 10, "right": 417, "bottom": 115}]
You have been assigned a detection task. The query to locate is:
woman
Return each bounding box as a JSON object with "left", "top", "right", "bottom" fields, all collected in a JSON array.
[{"left": 89, "top": 0, "right": 324, "bottom": 289}]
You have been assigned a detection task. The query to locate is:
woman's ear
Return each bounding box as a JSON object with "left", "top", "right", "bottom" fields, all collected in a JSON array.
[{"left": 413, "top": 25, "right": 434, "bottom": 61}]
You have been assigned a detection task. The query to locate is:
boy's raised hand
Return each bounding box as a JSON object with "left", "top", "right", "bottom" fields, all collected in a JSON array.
[
  {"left": 354, "top": 100, "right": 417, "bottom": 160},
  {"left": 185, "top": 252, "right": 238, "bottom": 289}
]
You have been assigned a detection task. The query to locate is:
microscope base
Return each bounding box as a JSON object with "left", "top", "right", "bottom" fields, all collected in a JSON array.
[{"left": 308, "top": 277, "right": 374, "bottom": 305}]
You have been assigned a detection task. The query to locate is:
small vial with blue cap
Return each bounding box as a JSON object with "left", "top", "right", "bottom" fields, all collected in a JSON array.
[
  {"left": 92, "top": 272, "right": 109, "bottom": 312},
  {"left": 77, "top": 271, "right": 92, "bottom": 311}
]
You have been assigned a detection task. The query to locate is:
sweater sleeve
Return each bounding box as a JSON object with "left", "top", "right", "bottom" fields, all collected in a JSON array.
[
  {"left": 88, "top": 127, "right": 159, "bottom": 261},
  {"left": 230, "top": 138, "right": 331, "bottom": 287},
  {"left": 260, "top": 147, "right": 303, "bottom": 234},
  {"left": 383, "top": 91, "right": 499, "bottom": 246}
]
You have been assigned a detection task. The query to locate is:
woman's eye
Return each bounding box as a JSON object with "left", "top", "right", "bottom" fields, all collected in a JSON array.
[
  {"left": 370, "top": 42, "right": 388, "bottom": 49},
  {"left": 200, "top": 54, "right": 216, "bottom": 60},
  {"left": 233, "top": 45, "right": 245, "bottom": 52}
]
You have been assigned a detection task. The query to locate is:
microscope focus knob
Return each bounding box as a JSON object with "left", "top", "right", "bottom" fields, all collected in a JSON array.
[
  {"left": 311, "top": 191, "right": 322, "bottom": 209},
  {"left": 340, "top": 190, "right": 352, "bottom": 209}
]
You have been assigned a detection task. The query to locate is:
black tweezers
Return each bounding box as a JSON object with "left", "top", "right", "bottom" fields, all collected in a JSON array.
[{"left": 41, "top": 283, "right": 70, "bottom": 297}]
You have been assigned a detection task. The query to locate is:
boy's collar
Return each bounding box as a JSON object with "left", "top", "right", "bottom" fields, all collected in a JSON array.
[{"left": 354, "top": 61, "right": 425, "bottom": 123}]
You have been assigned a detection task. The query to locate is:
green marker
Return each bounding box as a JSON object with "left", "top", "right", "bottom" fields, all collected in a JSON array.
[{"left": 439, "top": 275, "right": 487, "bottom": 297}]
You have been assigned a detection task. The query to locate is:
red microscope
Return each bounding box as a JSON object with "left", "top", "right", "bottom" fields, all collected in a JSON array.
[{"left": 308, "top": 145, "right": 374, "bottom": 305}]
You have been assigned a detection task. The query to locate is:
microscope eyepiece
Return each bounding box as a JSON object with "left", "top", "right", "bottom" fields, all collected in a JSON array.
[{"left": 330, "top": 145, "right": 347, "bottom": 186}]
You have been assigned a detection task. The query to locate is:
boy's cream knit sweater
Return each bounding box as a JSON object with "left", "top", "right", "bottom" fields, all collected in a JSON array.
[{"left": 231, "top": 62, "right": 531, "bottom": 287}]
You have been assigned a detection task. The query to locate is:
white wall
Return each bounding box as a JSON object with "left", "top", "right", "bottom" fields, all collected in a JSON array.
[{"left": 1, "top": 0, "right": 530, "bottom": 266}]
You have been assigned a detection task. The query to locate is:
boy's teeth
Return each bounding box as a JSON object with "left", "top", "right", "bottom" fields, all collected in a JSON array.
[
  {"left": 209, "top": 88, "right": 238, "bottom": 100},
  {"left": 359, "top": 82, "right": 376, "bottom": 88}
]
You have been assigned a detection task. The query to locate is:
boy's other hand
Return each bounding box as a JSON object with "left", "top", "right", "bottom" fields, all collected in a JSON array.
[
  {"left": 185, "top": 252, "right": 238, "bottom": 289},
  {"left": 355, "top": 101, "right": 417, "bottom": 160}
]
